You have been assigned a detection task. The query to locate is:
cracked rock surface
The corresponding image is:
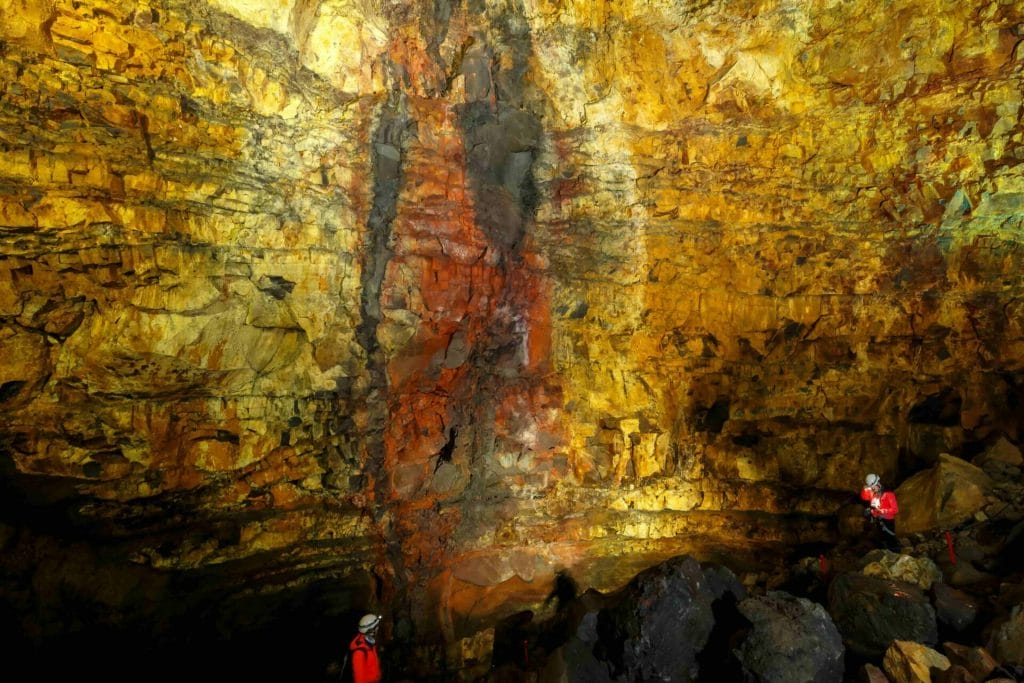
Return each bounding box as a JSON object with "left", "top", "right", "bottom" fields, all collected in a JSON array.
[{"left": 2, "top": 0, "right": 1023, "bottom": 678}]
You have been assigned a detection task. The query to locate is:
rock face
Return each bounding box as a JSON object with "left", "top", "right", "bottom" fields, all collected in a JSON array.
[{"left": 2, "top": 0, "right": 1024, "bottom": 677}]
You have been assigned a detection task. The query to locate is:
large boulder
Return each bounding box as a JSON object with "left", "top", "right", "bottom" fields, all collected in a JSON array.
[
  {"left": 500, "top": 557, "right": 749, "bottom": 682},
  {"left": 733, "top": 591, "right": 844, "bottom": 683},
  {"left": 828, "top": 572, "right": 938, "bottom": 658},
  {"left": 595, "top": 555, "right": 745, "bottom": 682},
  {"left": 895, "top": 455, "right": 992, "bottom": 535}
]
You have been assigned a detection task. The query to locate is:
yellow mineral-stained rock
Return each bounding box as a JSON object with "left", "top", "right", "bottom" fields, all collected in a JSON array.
[{"left": 1, "top": 0, "right": 1024, "bottom": 676}]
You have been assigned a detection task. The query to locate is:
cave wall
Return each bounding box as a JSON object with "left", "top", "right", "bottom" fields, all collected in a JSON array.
[{"left": 1, "top": 0, "right": 1023, "bottom": 673}]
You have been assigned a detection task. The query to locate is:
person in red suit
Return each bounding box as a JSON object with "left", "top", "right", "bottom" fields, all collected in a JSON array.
[
  {"left": 350, "top": 613, "right": 383, "bottom": 683},
  {"left": 861, "top": 473, "right": 900, "bottom": 551}
]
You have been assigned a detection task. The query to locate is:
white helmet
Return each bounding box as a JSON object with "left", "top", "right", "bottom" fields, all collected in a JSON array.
[
  {"left": 358, "top": 613, "right": 381, "bottom": 634},
  {"left": 865, "top": 473, "right": 880, "bottom": 487}
]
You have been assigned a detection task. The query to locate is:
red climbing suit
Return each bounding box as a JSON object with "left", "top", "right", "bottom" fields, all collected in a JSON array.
[
  {"left": 349, "top": 633, "right": 382, "bottom": 683},
  {"left": 861, "top": 486, "right": 899, "bottom": 520}
]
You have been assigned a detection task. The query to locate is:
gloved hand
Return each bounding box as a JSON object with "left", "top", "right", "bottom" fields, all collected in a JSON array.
[{"left": 870, "top": 508, "right": 880, "bottom": 518}]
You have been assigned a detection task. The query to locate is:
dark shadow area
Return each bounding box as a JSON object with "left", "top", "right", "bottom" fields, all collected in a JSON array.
[
  {"left": 695, "top": 590, "right": 750, "bottom": 682},
  {"left": 0, "top": 447, "right": 377, "bottom": 683},
  {"left": 1, "top": 576, "right": 369, "bottom": 683}
]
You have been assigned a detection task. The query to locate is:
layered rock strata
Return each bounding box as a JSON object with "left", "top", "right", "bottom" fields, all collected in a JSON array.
[{"left": 1, "top": 0, "right": 1023, "bottom": 675}]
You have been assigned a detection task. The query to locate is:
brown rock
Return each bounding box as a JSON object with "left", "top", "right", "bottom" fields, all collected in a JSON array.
[
  {"left": 861, "top": 662, "right": 891, "bottom": 683},
  {"left": 895, "top": 455, "right": 992, "bottom": 536},
  {"left": 941, "top": 643, "right": 998, "bottom": 681},
  {"left": 973, "top": 437, "right": 1024, "bottom": 469},
  {"left": 883, "top": 640, "right": 951, "bottom": 683}
]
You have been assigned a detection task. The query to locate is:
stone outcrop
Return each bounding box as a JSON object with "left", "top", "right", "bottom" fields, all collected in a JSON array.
[{"left": 2, "top": 0, "right": 1024, "bottom": 677}]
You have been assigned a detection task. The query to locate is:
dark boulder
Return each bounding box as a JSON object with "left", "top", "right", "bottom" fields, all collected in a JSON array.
[
  {"left": 595, "top": 556, "right": 712, "bottom": 682},
  {"left": 492, "top": 556, "right": 747, "bottom": 682},
  {"left": 828, "top": 572, "right": 938, "bottom": 658},
  {"left": 595, "top": 555, "right": 744, "bottom": 682},
  {"left": 931, "top": 583, "right": 980, "bottom": 634},
  {"left": 733, "top": 591, "right": 845, "bottom": 683}
]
